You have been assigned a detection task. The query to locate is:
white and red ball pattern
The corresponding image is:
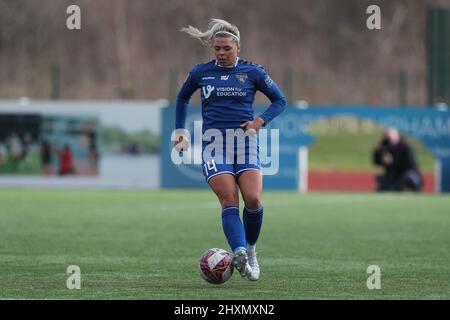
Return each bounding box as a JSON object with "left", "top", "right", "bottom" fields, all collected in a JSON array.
[{"left": 199, "top": 248, "right": 234, "bottom": 284}]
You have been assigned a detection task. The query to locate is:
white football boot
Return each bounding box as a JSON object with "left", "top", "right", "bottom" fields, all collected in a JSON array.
[
  {"left": 233, "top": 249, "right": 253, "bottom": 280},
  {"left": 247, "top": 245, "right": 260, "bottom": 281}
]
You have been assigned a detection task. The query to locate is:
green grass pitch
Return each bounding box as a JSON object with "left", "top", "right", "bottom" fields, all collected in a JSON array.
[{"left": 0, "top": 189, "right": 449, "bottom": 299}]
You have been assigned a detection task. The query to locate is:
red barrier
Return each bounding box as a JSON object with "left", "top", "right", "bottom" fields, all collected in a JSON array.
[{"left": 308, "top": 171, "right": 435, "bottom": 193}]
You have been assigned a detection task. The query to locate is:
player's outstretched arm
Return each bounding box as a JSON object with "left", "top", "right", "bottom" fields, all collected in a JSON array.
[{"left": 175, "top": 67, "right": 199, "bottom": 129}]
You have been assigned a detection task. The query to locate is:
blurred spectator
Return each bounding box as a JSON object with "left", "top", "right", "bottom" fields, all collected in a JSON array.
[
  {"left": 84, "top": 122, "right": 98, "bottom": 164},
  {"left": 373, "top": 128, "right": 423, "bottom": 192},
  {"left": 21, "top": 132, "right": 33, "bottom": 169},
  {"left": 40, "top": 140, "right": 53, "bottom": 175},
  {"left": 0, "top": 143, "right": 7, "bottom": 166},
  {"left": 8, "top": 132, "right": 22, "bottom": 159},
  {"left": 127, "top": 142, "right": 140, "bottom": 155},
  {"left": 7, "top": 132, "right": 23, "bottom": 169},
  {"left": 58, "top": 144, "right": 75, "bottom": 175}
]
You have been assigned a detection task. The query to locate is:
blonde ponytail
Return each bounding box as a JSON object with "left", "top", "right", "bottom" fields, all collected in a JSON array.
[{"left": 181, "top": 18, "right": 240, "bottom": 47}]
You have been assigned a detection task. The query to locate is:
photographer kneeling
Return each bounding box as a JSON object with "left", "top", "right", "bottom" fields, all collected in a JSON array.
[{"left": 373, "top": 128, "right": 423, "bottom": 192}]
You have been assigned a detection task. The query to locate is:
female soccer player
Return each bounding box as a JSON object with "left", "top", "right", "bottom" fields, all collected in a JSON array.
[{"left": 175, "top": 19, "right": 286, "bottom": 281}]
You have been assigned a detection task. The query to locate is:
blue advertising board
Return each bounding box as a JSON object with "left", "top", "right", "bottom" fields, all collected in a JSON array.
[{"left": 161, "top": 106, "right": 450, "bottom": 193}]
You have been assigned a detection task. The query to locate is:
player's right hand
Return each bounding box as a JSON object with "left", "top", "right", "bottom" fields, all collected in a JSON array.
[{"left": 174, "top": 132, "right": 190, "bottom": 152}]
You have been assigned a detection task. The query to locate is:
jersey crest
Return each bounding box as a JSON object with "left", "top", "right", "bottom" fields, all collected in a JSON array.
[{"left": 235, "top": 73, "right": 248, "bottom": 84}]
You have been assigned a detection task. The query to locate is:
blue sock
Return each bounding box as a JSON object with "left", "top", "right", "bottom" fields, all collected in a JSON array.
[
  {"left": 243, "top": 206, "right": 263, "bottom": 245},
  {"left": 221, "top": 206, "right": 247, "bottom": 253}
]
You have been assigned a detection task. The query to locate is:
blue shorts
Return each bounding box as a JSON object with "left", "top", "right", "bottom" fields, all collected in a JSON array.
[{"left": 201, "top": 129, "right": 261, "bottom": 183}]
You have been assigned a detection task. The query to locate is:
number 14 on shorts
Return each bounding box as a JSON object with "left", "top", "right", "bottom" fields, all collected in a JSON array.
[{"left": 204, "top": 160, "right": 218, "bottom": 176}]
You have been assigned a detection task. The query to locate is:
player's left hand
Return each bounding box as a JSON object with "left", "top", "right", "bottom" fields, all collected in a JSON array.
[{"left": 240, "top": 117, "right": 265, "bottom": 134}]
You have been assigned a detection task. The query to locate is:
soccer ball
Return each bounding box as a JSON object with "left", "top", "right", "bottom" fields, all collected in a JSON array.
[{"left": 199, "top": 248, "right": 234, "bottom": 284}]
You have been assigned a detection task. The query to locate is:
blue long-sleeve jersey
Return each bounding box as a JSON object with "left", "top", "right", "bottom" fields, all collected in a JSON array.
[{"left": 176, "top": 58, "right": 287, "bottom": 131}]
